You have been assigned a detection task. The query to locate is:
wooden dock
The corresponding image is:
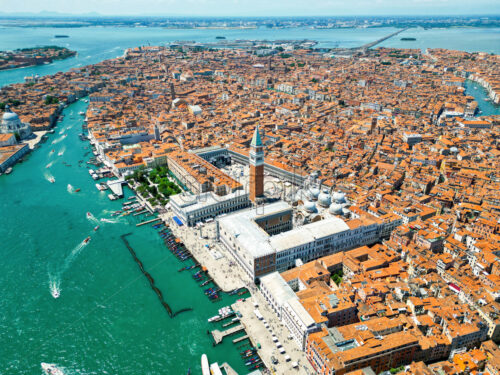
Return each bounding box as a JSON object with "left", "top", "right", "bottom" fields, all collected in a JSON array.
[
  {"left": 211, "top": 324, "right": 245, "bottom": 345},
  {"left": 136, "top": 218, "right": 161, "bottom": 227},
  {"left": 233, "top": 335, "right": 249, "bottom": 344},
  {"left": 221, "top": 362, "right": 238, "bottom": 375}
]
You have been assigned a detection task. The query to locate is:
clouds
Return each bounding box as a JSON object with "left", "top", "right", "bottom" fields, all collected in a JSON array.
[{"left": 1, "top": 0, "right": 499, "bottom": 16}]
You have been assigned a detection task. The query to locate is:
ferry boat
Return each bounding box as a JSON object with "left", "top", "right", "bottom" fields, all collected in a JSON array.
[
  {"left": 83, "top": 236, "right": 91, "bottom": 244},
  {"left": 41, "top": 363, "right": 65, "bottom": 375}
]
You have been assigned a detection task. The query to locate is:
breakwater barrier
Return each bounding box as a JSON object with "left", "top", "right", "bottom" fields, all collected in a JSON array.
[{"left": 120, "top": 233, "right": 192, "bottom": 318}]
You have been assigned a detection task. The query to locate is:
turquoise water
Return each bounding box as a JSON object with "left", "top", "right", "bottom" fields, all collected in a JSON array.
[
  {"left": 0, "top": 26, "right": 499, "bottom": 86},
  {"left": 0, "top": 100, "right": 249, "bottom": 374}
]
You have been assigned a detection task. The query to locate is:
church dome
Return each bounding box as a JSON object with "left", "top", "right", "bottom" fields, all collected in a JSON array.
[
  {"left": 332, "top": 191, "right": 346, "bottom": 204},
  {"left": 307, "top": 187, "right": 320, "bottom": 200},
  {"left": 329, "top": 203, "right": 343, "bottom": 215},
  {"left": 304, "top": 201, "right": 317, "bottom": 213},
  {"left": 2, "top": 111, "right": 19, "bottom": 122},
  {"left": 317, "top": 189, "right": 331, "bottom": 208}
]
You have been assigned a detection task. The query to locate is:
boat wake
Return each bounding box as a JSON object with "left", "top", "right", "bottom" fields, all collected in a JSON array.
[
  {"left": 86, "top": 212, "right": 99, "bottom": 224},
  {"left": 48, "top": 237, "right": 91, "bottom": 298},
  {"left": 52, "top": 135, "right": 64, "bottom": 145},
  {"left": 44, "top": 171, "right": 55, "bottom": 182},
  {"left": 58, "top": 146, "right": 66, "bottom": 156},
  {"left": 100, "top": 218, "right": 121, "bottom": 224},
  {"left": 41, "top": 362, "right": 66, "bottom": 375},
  {"left": 48, "top": 274, "right": 61, "bottom": 299}
]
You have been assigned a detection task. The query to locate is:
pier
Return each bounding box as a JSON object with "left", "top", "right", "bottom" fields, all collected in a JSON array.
[
  {"left": 211, "top": 324, "right": 245, "bottom": 345},
  {"left": 106, "top": 178, "right": 125, "bottom": 198},
  {"left": 233, "top": 335, "right": 249, "bottom": 344},
  {"left": 136, "top": 218, "right": 162, "bottom": 227}
]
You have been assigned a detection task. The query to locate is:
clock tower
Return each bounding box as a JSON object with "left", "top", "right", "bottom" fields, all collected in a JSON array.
[{"left": 249, "top": 125, "right": 264, "bottom": 202}]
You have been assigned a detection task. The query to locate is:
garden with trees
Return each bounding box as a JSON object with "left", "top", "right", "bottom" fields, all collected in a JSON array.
[{"left": 126, "top": 165, "right": 182, "bottom": 207}]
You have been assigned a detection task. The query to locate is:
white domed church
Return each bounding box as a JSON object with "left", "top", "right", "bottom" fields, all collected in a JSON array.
[{"left": 1, "top": 105, "right": 32, "bottom": 140}]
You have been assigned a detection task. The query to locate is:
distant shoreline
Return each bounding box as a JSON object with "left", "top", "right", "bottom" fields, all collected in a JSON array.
[{"left": 0, "top": 46, "right": 76, "bottom": 71}]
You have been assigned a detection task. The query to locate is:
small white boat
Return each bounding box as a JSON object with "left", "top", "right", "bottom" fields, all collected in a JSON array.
[
  {"left": 79, "top": 111, "right": 85, "bottom": 116},
  {"left": 201, "top": 354, "right": 210, "bottom": 375},
  {"left": 58, "top": 152, "right": 63, "bottom": 156},
  {"left": 41, "top": 363, "right": 65, "bottom": 375},
  {"left": 52, "top": 289, "right": 60, "bottom": 299}
]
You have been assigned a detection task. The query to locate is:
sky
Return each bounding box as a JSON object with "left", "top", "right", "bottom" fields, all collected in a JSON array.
[{"left": 1, "top": 0, "right": 499, "bottom": 17}]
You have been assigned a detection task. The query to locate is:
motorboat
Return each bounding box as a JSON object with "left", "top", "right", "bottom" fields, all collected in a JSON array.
[
  {"left": 86, "top": 212, "right": 92, "bottom": 219},
  {"left": 52, "top": 289, "right": 60, "bottom": 299},
  {"left": 94, "top": 225, "right": 99, "bottom": 231},
  {"left": 83, "top": 236, "right": 91, "bottom": 244},
  {"left": 49, "top": 177, "right": 55, "bottom": 183},
  {"left": 75, "top": 188, "right": 81, "bottom": 193},
  {"left": 41, "top": 363, "right": 65, "bottom": 375},
  {"left": 58, "top": 151, "right": 63, "bottom": 156}
]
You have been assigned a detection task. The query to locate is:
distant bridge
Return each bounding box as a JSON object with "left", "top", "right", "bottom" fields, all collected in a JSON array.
[{"left": 356, "top": 28, "right": 409, "bottom": 50}]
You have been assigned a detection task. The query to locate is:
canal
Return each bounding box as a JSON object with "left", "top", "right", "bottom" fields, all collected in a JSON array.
[{"left": 0, "top": 99, "right": 249, "bottom": 374}]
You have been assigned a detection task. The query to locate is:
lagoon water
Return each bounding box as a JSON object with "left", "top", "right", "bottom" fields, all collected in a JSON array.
[
  {"left": 0, "top": 99, "right": 249, "bottom": 374},
  {"left": 0, "top": 25, "right": 499, "bottom": 375},
  {"left": 0, "top": 26, "right": 500, "bottom": 86}
]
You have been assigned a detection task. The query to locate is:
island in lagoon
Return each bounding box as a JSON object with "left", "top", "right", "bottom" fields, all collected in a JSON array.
[{"left": 0, "top": 46, "right": 76, "bottom": 71}]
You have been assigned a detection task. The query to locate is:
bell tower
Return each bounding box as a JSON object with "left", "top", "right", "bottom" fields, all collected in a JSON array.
[{"left": 249, "top": 125, "right": 264, "bottom": 202}]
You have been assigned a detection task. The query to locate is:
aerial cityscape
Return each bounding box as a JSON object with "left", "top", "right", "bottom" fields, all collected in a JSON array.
[{"left": 0, "top": 2, "right": 499, "bottom": 375}]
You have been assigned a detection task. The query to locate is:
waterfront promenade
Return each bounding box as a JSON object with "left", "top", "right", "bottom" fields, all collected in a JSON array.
[
  {"left": 160, "top": 211, "right": 250, "bottom": 292},
  {"left": 160, "top": 210, "right": 315, "bottom": 374}
]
